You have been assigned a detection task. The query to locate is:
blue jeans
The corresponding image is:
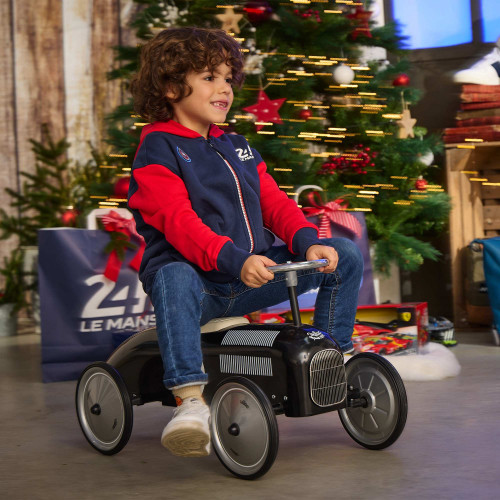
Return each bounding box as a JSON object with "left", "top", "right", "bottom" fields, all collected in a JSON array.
[{"left": 150, "top": 238, "right": 363, "bottom": 389}]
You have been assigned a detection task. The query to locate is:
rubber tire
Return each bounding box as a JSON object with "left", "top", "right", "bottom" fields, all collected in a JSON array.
[
  {"left": 210, "top": 377, "right": 279, "bottom": 480},
  {"left": 75, "top": 362, "right": 133, "bottom": 455},
  {"left": 338, "top": 353, "right": 407, "bottom": 450}
]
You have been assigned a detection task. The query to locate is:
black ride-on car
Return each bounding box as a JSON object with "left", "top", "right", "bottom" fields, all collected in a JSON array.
[{"left": 76, "top": 260, "right": 408, "bottom": 479}]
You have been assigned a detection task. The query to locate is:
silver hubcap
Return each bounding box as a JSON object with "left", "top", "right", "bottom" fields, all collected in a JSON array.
[
  {"left": 340, "top": 359, "right": 397, "bottom": 445},
  {"left": 211, "top": 383, "right": 269, "bottom": 476},
  {"left": 77, "top": 369, "right": 125, "bottom": 451}
]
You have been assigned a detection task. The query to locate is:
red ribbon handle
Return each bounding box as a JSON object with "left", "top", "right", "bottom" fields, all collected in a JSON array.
[
  {"left": 100, "top": 211, "right": 146, "bottom": 282},
  {"left": 301, "top": 192, "right": 362, "bottom": 239}
]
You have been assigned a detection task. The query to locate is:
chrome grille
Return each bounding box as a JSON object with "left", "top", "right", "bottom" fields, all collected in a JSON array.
[
  {"left": 309, "top": 349, "right": 346, "bottom": 407},
  {"left": 222, "top": 329, "right": 280, "bottom": 347},
  {"left": 219, "top": 354, "right": 273, "bottom": 376}
]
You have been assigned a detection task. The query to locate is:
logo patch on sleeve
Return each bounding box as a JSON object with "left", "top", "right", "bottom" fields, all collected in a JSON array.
[{"left": 176, "top": 147, "right": 191, "bottom": 162}]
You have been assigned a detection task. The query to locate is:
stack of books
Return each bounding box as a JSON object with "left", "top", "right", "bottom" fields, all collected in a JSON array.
[{"left": 444, "top": 84, "right": 500, "bottom": 143}]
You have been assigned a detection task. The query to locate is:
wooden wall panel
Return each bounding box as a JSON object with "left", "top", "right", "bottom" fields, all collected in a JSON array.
[
  {"left": 91, "top": 0, "right": 122, "bottom": 150},
  {"left": 13, "top": 0, "right": 65, "bottom": 165},
  {"left": 63, "top": 0, "right": 95, "bottom": 161},
  {"left": 0, "top": 0, "right": 18, "bottom": 272}
]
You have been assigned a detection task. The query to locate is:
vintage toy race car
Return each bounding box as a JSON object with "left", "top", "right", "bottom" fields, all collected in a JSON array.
[{"left": 76, "top": 260, "right": 408, "bottom": 479}]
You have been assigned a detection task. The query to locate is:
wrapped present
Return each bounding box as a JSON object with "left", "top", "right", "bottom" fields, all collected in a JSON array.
[{"left": 266, "top": 191, "right": 375, "bottom": 312}]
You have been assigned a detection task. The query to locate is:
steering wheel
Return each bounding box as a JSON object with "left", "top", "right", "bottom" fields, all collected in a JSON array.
[{"left": 267, "top": 259, "right": 328, "bottom": 273}]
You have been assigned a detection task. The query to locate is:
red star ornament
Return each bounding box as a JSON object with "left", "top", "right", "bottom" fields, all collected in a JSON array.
[
  {"left": 243, "top": 90, "right": 286, "bottom": 131},
  {"left": 346, "top": 6, "right": 373, "bottom": 40}
]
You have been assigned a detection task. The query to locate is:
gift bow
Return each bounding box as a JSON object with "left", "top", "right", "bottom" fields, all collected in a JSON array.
[
  {"left": 100, "top": 211, "right": 145, "bottom": 282},
  {"left": 301, "top": 193, "right": 362, "bottom": 239}
]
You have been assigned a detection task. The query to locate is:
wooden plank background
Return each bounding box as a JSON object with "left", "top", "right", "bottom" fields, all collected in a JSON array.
[{"left": 0, "top": 0, "right": 138, "bottom": 281}]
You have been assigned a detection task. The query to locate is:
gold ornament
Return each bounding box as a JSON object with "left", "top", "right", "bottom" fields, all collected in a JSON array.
[
  {"left": 397, "top": 108, "right": 416, "bottom": 139},
  {"left": 216, "top": 8, "right": 243, "bottom": 34}
]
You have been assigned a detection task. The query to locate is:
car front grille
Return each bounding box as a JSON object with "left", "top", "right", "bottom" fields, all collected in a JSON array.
[{"left": 309, "top": 349, "right": 346, "bottom": 407}]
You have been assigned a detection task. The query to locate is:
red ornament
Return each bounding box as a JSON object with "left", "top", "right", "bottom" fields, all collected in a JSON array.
[
  {"left": 61, "top": 208, "right": 79, "bottom": 227},
  {"left": 393, "top": 73, "right": 410, "bottom": 87},
  {"left": 243, "top": 90, "right": 286, "bottom": 131},
  {"left": 346, "top": 6, "right": 373, "bottom": 40},
  {"left": 243, "top": 2, "right": 273, "bottom": 24},
  {"left": 415, "top": 177, "right": 428, "bottom": 191},
  {"left": 113, "top": 176, "right": 131, "bottom": 199},
  {"left": 299, "top": 108, "right": 312, "bottom": 120}
]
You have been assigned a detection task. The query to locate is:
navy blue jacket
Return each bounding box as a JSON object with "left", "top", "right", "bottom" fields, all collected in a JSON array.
[{"left": 129, "top": 120, "right": 320, "bottom": 295}]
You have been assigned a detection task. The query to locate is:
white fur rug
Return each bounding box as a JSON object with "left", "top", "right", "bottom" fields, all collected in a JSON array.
[{"left": 380, "top": 342, "right": 461, "bottom": 381}]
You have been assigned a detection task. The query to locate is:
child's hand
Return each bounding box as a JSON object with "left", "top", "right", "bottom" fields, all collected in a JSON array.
[
  {"left": 240, "top": 255, "right": 277, "bottom": 288},
  {"left": 306, "top": 245, "right": 338, "bottom": 273}
]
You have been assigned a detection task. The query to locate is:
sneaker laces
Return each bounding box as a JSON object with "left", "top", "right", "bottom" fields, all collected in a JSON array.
[{"left": 173, "top": 398, "right": 207, "bottom": 417}]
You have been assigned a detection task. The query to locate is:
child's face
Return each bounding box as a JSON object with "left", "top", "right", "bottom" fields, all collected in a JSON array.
[{"left": 168, "top": 62, "right": 234, "bottom": 137}]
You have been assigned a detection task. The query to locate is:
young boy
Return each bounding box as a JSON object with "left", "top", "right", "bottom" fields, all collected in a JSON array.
[{"left": 129, "top": 27, "right": 363, "bottom": 458}]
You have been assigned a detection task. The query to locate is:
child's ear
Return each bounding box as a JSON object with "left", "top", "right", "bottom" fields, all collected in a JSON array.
[
  {"left": 165, "top": 84, "right": 177, "bottom": 100},
  {"left": 165, "top": 88, "right": 175, "bottom": 100}
]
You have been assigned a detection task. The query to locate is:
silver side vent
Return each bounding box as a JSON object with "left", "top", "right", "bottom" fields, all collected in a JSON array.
[
  {"left": 310, "top": 349, "right": 346, "bottom": 407},
  {"left": 222, "top": 329, "right": 280, "bottom": 347},
  {"left": 219, "top": 354, "right": 273, "bottom": 377}
]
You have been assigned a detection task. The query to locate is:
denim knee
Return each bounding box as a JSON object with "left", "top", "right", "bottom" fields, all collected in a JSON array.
[
  {"left": 320, "top": 237, "right": 363, "bottom": 279},
  {"left": 152, "top": 262, "right": 201, "bottom": 304}
]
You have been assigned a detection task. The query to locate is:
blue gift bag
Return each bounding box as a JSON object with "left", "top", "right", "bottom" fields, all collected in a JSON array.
[
  {"left": 38, "top": 229, "right": 155, "bottom": 382},
  {"left": 474, "top": 237, "right": 500, "bottom": 330}
]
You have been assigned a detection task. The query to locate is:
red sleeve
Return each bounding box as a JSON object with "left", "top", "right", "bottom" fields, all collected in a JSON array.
[
  {"left": 129, "top": 164, "right": 231, "bottom": 272},
  {"left": 257, "top": 161, "right": 318, "bottom": 251}
]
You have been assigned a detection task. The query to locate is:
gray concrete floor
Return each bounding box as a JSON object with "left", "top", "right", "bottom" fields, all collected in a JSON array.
[{"left": 1, "top": 322, "right": 499, "bottom": 500}]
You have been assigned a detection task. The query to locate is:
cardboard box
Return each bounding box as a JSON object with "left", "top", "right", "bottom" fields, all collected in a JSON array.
[{"left": 355, "top": 302, "right": 429, "bottom": 348}]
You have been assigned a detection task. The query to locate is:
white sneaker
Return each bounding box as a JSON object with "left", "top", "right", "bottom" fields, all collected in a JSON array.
[
  {"left": 453, "top": 38, "right": 500, "bottom": 85},
  {"left": 161, "top": 398, "right": 211, "bottom": 457}
]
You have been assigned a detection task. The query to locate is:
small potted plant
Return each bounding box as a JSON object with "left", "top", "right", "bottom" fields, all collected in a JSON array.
[{"left": 0, "top": 249, "right": 27, "bottom": 337}]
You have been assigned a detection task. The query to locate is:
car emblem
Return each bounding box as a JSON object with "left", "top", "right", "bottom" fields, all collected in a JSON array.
[{"left": 306, "top": 330, "right": 325, "bottom": 340}]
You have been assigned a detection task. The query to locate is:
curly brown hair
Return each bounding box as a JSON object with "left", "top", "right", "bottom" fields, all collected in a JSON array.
[{"left": 131, "top": 27, "right": 245, "bottom": 123}]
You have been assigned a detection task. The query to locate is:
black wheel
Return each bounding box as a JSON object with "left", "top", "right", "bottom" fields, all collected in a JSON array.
[
  {"left": 338, "top": 353, "right": 407, "bottom": 450},
  {"left": 75, "top": 362, "right": 133, "bottom": 455},
  {"left": 210, "top": 377, "right": 279, "bottom": 480}
]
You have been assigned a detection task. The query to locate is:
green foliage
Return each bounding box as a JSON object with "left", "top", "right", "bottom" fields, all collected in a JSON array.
[
  {"left": 103, "top": 231, "right": 137, "bottom": 261},
  {"left": 0, "top": 249, "right": 27, "bottom": 314},
  {"left": 0, "top": 125, "right": 116, "bottom": 246},
  {"left": 0, "top": 126, "right": 73, "bottom": 246}
]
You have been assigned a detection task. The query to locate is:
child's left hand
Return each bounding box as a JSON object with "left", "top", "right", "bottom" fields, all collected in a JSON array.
[{"left": 305, "top": 245, "right": 338, "bottom": 273}]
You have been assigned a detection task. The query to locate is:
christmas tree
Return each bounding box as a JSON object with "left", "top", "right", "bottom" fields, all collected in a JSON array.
[
  {"left": 0, "top": 125, "right": 115, "bottom": 246},
  {"left": 105, "top": 0, "right": 451, "bottom": 274}
]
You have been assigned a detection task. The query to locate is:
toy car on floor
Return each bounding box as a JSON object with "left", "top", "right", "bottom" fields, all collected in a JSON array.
[
  {"left": 75, "top": 260, "right": 408, "bottom": 480},
  {"left": 427, "top": 316, "right": 457, "bottom": 346},
  {"left": 354, "top": 334, "right": 415, "bottom": 355},
  {"left": 353, "top": 321, "right": 394, "bottom": 337}
]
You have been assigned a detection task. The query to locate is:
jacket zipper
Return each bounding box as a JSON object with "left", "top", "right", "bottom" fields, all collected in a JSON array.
[{"left": 207, "top": 139, "right": 255, "bottom": 252}]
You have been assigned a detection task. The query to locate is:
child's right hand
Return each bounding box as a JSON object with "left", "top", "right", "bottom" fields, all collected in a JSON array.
[{"left": 240, "top": 255, "right": 276, "bottom": 288}]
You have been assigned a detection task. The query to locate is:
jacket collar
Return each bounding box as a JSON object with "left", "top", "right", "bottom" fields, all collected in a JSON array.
[{"left": 139, "top": 120, "right": 225, "bottom": 141}]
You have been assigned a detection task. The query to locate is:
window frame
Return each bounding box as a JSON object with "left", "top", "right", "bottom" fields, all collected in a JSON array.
[{"left": 383, "top": 0, "right": 496, "bottom": 62}]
